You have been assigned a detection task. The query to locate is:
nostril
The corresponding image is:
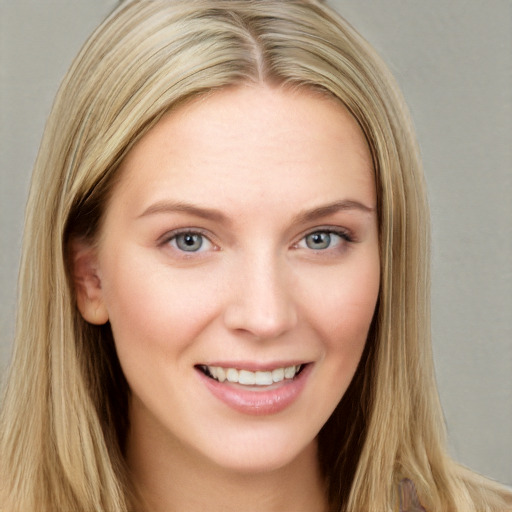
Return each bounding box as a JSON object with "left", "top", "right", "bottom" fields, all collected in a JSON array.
[{"left": 222, "top": 266, "right": 298, "bottom": 339}]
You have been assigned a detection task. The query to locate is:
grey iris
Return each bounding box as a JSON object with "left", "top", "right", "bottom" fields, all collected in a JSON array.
[
  {"left": 176, "top": 233, "right": 203, "bottom": 251},
  {"left": 305, "top": 232, "right": 331, "bottom": 250}
]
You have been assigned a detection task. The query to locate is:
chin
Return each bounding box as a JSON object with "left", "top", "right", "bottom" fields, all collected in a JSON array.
[{"left": 199, "top": 428, "right": 319, "bottom": 475}]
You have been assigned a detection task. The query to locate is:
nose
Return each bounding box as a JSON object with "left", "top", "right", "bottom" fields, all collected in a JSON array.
[{"left": 222, "top": 253, "right": 298, "bottom": 340}]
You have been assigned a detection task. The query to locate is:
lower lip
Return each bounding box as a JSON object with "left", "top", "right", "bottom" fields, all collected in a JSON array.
[{"left": 197, "top": 365, "right": 311, "bottom": 416}]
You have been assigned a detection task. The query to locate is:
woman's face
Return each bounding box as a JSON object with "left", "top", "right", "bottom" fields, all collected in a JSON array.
[{"left": 77, "top": 85, "right": 379, "bottom": 473}]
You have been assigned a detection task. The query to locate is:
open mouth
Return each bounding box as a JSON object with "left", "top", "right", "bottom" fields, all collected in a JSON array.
[
  {"left": 196, "top": 364, "right": 306, "bottom": 386},
  {"left": 196, "top": 362, "right": 312, "bottom": 415}
]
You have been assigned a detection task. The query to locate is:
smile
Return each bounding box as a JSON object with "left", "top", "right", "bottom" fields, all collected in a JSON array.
[
  {"left": 198, "top": 364, "right": 303, "bottom": 386},
  {"left": 196, "top": 363, "right": 312, "bottom": 415}
]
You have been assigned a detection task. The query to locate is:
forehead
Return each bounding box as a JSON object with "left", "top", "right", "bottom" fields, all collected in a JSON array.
[{"left": 112, "top": 84, "right": 375, "bottom": 218}]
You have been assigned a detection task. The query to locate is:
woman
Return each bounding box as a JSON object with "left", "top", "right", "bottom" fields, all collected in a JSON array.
[{"left": 0, "top": 1, "right": 510, "bottom": 511}]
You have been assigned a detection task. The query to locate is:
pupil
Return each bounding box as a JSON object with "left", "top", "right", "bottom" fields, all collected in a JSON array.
[
  {"left": 177, "top": 233, "right": 202, "bottom": 251},
  {"left": 307, "top": 232, "right": 330, "bottom": 249}
]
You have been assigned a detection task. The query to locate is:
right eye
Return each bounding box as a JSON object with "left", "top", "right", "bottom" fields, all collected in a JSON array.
[{"left": 166, "top": 231, "right": 213, "bottom": 253}]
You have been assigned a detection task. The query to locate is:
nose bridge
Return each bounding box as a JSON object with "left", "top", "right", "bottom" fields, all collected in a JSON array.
[{"left": 223, "top": 247, "right": 297, "bottom": 339}]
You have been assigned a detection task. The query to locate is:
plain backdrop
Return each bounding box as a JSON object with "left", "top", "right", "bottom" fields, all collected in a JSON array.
[{"left": 1, "top": 0, "right": 511, "bottom": 486}]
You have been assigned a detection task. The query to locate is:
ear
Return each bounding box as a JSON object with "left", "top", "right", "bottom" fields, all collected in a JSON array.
[{"left": 69, "top": 238, "right": 109, "bottom": 325}]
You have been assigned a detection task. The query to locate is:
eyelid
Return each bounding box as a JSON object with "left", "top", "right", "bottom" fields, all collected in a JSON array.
[
  {"left": 159, "top": 227, "right": 219, "bottom": 252},
  {"left": 294, "top": 226, "right": 354, "bottom": 246},
  {"left": 157, "top": 225, "right": 355, "bottom": 254},
  {"left": 290, "top": 226, "right": 356, "bottom": 257}
]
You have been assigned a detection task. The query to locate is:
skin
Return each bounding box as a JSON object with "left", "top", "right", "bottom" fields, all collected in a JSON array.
[{"left": 73, "top": 84, "right": 380, "bottom": 512}]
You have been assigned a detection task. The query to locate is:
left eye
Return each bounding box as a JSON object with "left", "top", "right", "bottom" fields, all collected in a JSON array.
[
  {"left": 169, "top": 232, "right": 212, "bottom": 252},
  {"left": 298, "top": 230, "right": 347, "bottom": 250}
]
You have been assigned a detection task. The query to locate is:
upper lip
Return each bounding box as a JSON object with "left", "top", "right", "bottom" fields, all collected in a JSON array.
[{"left": 196, "top": 361, "right": 310, "bottom": 372}]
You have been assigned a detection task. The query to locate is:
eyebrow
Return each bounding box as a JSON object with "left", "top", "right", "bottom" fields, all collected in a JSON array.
[
  {"left": 291, "top": 199, "right": 375, "bottom": 225},
  {"left": 138, "top": 200, "right": 229, "bottom": 223},
  {"left": 138, "top": 199, "right": 375, "bottom": 224}
]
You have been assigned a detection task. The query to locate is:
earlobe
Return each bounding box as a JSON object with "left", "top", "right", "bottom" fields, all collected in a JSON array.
[{"left": 69, "top": 238, "right": 109, "bottom": 325}]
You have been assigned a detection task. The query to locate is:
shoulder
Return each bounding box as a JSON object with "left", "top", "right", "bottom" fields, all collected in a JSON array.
[{"left": 398, "top": 479, "right": 427, "bottom": 512}]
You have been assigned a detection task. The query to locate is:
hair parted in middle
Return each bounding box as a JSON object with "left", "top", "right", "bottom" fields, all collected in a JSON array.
[{"left": 3, "top": 1, "right": 458, "bottom": 511}]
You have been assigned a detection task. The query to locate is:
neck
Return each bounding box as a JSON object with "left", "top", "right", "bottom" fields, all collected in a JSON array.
[{"left": 126, "top": 413, "right": 327, "bottom": 512}]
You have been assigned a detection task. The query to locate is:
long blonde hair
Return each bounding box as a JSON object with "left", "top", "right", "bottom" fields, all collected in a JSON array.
[{"left": 1, "top": 1, "right": 510, "bottom": 511}]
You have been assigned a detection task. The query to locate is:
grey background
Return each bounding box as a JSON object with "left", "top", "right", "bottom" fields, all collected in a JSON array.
[{"left": 1, "top": 0, "right": 511, "bottom": 486}]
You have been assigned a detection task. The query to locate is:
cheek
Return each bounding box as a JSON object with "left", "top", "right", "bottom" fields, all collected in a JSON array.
[
  {"left": 99, "top": 252, "right": 222, "bottom": 362},
  {"left": 306, "top": 257, "right": 379, "bottom": 345},
  {"left": 291, "top": 260, "right": 379, "bottom": 427},
  {"left": 305, "top": 255, "right": 379, "bottom": 385}
]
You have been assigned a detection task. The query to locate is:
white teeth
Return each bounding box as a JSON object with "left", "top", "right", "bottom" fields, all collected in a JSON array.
[
  {"left": 255, "top": 371, "right": 273, "bottom": 385},
  {"left": 216, "top": 366, "right": 226, "bottom": 382},
  {"left": 226, "top": 368, "right": 238, "bottom": 383},
  {"left": 204, "top": 364, "right": 302, "bottom": 385},
  {"left": 284, "top": 366, "right": 296, "bottom": 379},
  {"left": 272, "top": 368, "right": 284, "bottom": 382},
  {"left": 239, "top": 370, "right": 256, "bottom": 385}
]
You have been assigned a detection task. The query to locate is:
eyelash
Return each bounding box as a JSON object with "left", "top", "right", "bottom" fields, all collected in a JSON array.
[
  {"left": 294, "top": 227, "right": 354, "bottom": 252},
  {"left": 160, "top": 227, "right": 354, "bottom": 255},
  {"left": 160, "top": 228, "right": 216, "bottom": 254}
]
